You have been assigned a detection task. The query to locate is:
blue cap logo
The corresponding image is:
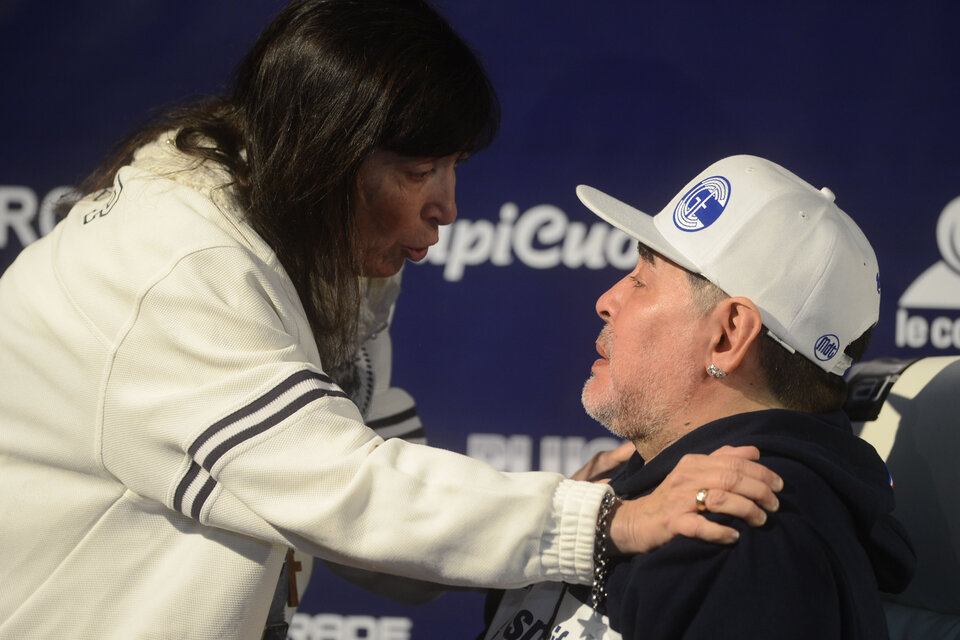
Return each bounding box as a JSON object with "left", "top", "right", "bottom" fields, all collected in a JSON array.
[
  {"left": 814, "top": 334, "right": 841, "bottom": 361},
  {"left": 674, "top": 176, "right": 731, "bottom": 232}
]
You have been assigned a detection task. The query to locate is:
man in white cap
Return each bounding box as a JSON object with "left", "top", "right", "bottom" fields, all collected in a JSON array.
[{"left": 479, "top": 155, "right": 915, "bottom": 639}]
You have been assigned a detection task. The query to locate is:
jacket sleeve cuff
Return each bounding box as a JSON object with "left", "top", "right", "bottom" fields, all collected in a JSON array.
[{"left": 542, "top": 479, "right": 614, "bottom": 585}]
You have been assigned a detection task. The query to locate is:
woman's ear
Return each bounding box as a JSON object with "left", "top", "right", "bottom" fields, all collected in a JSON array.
[{"left": 707, "top": 297, "right": 764, "bottom": 375}]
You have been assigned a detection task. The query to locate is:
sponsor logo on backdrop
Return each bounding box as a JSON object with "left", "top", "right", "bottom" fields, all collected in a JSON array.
[
  {"left": 3, "top": 190, "right": 636, "bottom": 282},
  {"left": 467, "top": 433, "right": 623, "bottom": 476},
  {"left": 422, "top": 202, "right": 637, "bottom": 281},
  {"left": 896, "top": 196, "right": 960, "bottom": 351},
  {"left": 0, "top": 186, "right": 72, "bottom": 249},
  {"left": 287, "top": 613, "right": 412, "bottom": 640}
]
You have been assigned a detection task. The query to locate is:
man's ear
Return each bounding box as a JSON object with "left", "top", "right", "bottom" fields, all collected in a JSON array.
[{"left": 707, "top": 297, "right": 764, "bottom": 375}]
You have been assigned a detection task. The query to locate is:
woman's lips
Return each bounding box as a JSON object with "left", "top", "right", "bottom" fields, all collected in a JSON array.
[{"left": 405, "top": 246, "right": 429, "bottom": 262}]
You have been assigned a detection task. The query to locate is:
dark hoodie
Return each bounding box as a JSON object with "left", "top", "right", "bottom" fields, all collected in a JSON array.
[{"left": 604, "top": 408, "right": 915, "bottom": 640}]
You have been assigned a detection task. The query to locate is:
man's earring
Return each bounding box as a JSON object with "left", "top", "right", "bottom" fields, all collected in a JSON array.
[{"left": 707, "top": 364, "right": 727, "bottom": 379}]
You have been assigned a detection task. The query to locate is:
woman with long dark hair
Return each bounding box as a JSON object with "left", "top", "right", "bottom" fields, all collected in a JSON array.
[{"left": 0, "top": 1, "right": 781, "bottom": 637}]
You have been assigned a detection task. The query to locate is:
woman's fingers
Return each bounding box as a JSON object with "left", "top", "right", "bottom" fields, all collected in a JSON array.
[
  {"left": 570, "top": 441, "right": 634, "bottom": 482},
  {"left": 608, "top": 447, "right": 783, "bottom": 554}
]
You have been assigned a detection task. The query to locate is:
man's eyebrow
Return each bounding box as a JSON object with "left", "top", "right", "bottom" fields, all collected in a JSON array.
[{"left": 636, "top": 242, "right": 657, "bottom": 266}]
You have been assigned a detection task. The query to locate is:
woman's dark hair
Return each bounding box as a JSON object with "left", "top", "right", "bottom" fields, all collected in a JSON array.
[{"left": 67, "top": 0, "right": 500, "bottom": 374}]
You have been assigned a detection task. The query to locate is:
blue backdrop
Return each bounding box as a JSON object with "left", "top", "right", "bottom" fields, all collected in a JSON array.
[{"left": 2, "top": 2, "right": 959, "bottom": 638}]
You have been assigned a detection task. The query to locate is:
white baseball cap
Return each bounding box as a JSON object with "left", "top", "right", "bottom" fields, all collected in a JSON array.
[{"left": 577, "top": 155, "right": 880, "bottom": 375}]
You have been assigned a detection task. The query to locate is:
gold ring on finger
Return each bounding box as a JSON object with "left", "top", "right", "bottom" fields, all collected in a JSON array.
[{"left": 695, "top": 488, "right": 709, "bottom": 513}]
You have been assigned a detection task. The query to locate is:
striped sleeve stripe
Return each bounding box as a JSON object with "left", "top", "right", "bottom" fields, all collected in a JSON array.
[
  {"left": 188, "top": 369, "right": 347, "bottom": 469},
  {"left": 174, "top": 369, "right": 347, "bottom": 519},
  {"left": 191, "top": 476, "right": 218, "bottom": 521},
  {"left": 173, "top": 462, "right": 218, "bottom": 520},
  {"left": 173, "top": 461, "right": 202, "bottom": 514},
  {"left": 367, "top": 407, "right": 425, "bottom": 441}
]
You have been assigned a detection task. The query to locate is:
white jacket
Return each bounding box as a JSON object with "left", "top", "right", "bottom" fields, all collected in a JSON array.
[{"left": 0, "top": 138, "right": 608, "bottom": 639}]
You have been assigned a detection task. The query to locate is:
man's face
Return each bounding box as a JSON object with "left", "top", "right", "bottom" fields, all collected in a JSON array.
[
  {"left": 354, "top": 149, "right": 462, "bottom": 277},
  {"left": 582, "top": 253, "right": 708, "bottom": 449}
]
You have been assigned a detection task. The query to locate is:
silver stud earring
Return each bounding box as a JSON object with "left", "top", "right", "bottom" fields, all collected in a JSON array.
[{"left": 707, "top": 364, "right": 727, "bottom": 379}]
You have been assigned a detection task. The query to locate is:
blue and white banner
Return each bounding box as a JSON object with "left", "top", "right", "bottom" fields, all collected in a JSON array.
[{"left": 2, "top": 2, "right": 958, "bottom": 637}]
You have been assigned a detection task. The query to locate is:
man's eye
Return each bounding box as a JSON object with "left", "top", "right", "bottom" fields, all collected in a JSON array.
[{"left": 628, "top": 276, "right": 644, "bottom": 288}]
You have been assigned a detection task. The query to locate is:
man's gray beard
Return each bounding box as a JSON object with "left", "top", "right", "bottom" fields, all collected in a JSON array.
[{"left": 581, "top": 376, "right": 669, "bottom": 447}]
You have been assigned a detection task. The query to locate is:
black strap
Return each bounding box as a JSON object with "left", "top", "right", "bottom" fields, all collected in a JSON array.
[
  {"left": 843, "top": 357, "right": 920, "bottom": 423},
  {"left": 261, "top": 557, "right": 291, "bottom": 640}
]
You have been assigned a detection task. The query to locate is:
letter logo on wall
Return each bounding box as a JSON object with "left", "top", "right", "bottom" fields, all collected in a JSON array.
[
  {"left": 673, "top": 176, "right": 730, "bottom": 232},
  {"left": 895, "top": 196, "right": 960, "bottom": 351},
  {"left": 466, "top": 433, "right": 623, "bottom": 475},
  {"left": 422, "top": 202, "right": 637, "bottom": 281},
  {"left": 0, "top": 185, "right": 72, "bottom": 251},
  {"left": 287, "top": 613, "right": 412, "bottom": 640}
]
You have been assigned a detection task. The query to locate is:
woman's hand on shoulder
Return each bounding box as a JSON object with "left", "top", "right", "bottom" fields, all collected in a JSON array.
[{"left": 608, "top": 445, "right": 783, "bottom": 554}]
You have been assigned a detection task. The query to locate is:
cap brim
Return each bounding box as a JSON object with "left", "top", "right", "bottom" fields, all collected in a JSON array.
[{"left": 576, "top": 185, "right": 700, "bottom": 273}]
